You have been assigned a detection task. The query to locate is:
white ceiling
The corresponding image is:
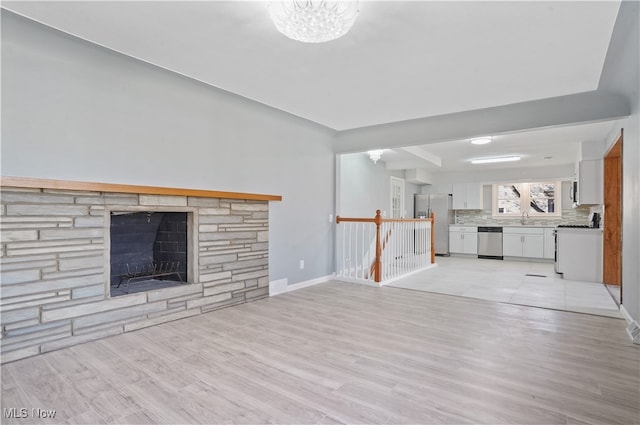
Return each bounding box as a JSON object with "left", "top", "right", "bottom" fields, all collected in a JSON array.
[
  {"left": 381, "top": 120, "right": 617, "bottom": 172},
  {"left": 2, "top": 1, "right": 623, "bottom": 172}
]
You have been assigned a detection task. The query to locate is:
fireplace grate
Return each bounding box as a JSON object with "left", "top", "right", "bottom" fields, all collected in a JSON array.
[{"left": 116, "top": 261, "right": 183, "bottom": 294}]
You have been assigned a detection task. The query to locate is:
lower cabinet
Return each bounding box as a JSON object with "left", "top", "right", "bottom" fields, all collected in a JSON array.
[
  {"left": 503, "top": 228, "right": 544, "bottom": 258},
  {"left": 449, "top": 226, "right": 553, "bottom": 259},
  {"left": 449, "top": 226, "right": 478, "bottom": 255}
]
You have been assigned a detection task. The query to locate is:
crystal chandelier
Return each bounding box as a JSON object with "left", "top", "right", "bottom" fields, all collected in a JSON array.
[
  {"left": 268, "top": 1, "right": 360, "bottom": 43},
  {"left": 368, "top": 150, "right": 384, "bottom": 164}
]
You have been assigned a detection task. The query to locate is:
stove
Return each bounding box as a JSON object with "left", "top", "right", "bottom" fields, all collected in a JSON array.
[{"left": 557, "top": 225, "right": 591, "bottom": 228}]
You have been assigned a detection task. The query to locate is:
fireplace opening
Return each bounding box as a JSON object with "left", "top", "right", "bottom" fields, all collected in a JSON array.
[{"left": 110, "top": 211, "right": 189, "bottom": 297}]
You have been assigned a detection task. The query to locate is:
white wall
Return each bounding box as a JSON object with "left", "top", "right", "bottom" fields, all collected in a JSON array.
[
  {"left": 604, "top": 118, "right": 639, "bottom": 323},
  {"left": 598, "top": 1, "right": 640, "bottom": 325},
  {"left": 604, "top": 122, "right": 639, "bottom": 324},
  {"left": 0, "top": 11, "right": 335, "bottom": 286},
  {"left": 337, "top": 153, "right": 419, "bottom": 218}
]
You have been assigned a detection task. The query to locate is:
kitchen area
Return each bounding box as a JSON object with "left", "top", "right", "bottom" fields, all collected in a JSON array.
[
  {"left": 417, "top": 181, "right": 603, "bottom": 280},
  {"left": 403, "top": 156, "right": 621, "bottom": 317},
  {"left": 338, "top": 129, "right": 623, "bottom": 318}
]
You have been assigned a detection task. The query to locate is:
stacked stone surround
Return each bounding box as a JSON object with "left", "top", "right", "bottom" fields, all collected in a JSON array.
[{"left": 0, "top": 186, "right": 270, "bottom": 364}]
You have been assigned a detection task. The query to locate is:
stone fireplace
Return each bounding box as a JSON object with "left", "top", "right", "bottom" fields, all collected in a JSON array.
[{"left": 0, "top": 177, "right": 281, "bottom": 364}]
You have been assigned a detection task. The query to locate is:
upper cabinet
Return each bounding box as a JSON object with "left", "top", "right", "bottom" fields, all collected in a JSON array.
[
  {"left": 575, "top": 159, "right": 603, "bottom": 206},
  {"left": 452, "top": 183, "right": 483, "bottom": 210}
]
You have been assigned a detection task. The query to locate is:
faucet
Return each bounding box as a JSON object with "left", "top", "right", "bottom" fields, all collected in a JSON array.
[{"left": 521, "top": 211, "right": 529, "bottom": 225}]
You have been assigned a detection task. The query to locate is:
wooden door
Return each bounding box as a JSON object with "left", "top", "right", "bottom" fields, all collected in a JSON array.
[{"left": 603, "top": 133, "right": 622, "bottom": 290}]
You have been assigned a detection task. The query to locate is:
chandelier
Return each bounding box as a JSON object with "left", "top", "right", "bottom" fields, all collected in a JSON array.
[
  {"left": 368, "top": 150, "right": 384, "bottom": 164},
  {"left": 268, "top": 1, "right": 360, "bottom": 43}
]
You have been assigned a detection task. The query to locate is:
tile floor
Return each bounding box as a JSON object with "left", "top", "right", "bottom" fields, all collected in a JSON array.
[
  {"left": 606, "top": 284, "right": 622, "bottom": 305},
  {"left": 388, "top": 256, "right": 623, "bottom": 319}
]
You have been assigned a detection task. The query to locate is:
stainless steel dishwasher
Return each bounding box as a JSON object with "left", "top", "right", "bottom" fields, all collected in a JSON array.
[{"left": 477, "top": 226, "right": 503, "bottom": 260}]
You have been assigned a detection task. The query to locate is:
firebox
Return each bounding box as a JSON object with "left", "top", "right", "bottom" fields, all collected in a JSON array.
[{"left": 110, "top": 211, "right": 188, "bottom": 296}]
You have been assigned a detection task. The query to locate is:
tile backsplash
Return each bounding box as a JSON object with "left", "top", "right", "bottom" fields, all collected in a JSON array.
[{"left": 455, "top": 207, "right": 591, "bottom": 226}]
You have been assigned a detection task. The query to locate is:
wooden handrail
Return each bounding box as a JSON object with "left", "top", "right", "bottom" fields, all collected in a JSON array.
[
  {"left": 335, "top": 216, "right": 377, "bottom": 223},
  {"left": 430, "top": 212, "right": 436, "bottom": 265},
  {"left": 380, "top": 217, "right": 433, "bottom": 223},
  {"left": 335, "top": 215, "right": 431, "bottom": 224},
  {"left": 336, "top": 210, "right": 435, "bottom": 282}
]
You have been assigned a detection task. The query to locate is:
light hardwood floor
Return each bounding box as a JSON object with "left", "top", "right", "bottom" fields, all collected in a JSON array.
[{"left": 2, "top": 281, "right": 639, "bottom": 424}]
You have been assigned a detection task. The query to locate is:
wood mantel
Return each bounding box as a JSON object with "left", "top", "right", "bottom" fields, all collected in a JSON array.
[{"left": 0, "top": 176, "right": 282, "bottom": 202}]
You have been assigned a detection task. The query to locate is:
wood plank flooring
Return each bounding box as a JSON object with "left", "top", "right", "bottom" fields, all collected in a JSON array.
[{"left": 1, "top": 281, "right": 639, "bottom": 424}]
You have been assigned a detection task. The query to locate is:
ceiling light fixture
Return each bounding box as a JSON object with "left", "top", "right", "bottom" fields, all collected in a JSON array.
[
  {"left": 470, "top": 137, "right": 493, "bottom": 145},
  {"left": 368, "top": 150, "right": 384, "bottom": 164},
  {"left": 268, "top": 1, "right": 359, "bottom": 43},
  {"left": 471, "top": 156, "right": 521, "bottom": 164}
]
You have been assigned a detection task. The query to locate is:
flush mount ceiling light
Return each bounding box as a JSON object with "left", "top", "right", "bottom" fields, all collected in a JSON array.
[
  {"left": 471, "top": 155, "right": 521, "bottom": 164},
  {"left": 268, "top": 1, "right": 360, "bottom": 43},
  {"left": 368, "top": 149, "right": 384, "bottom": 164},
  {"left": 470, "top": 137, "right": 493, "bottom": 145}
]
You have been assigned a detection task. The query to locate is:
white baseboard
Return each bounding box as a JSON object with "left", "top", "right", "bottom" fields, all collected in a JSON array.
[
  {"left": 269, "top": 274, "right": 335, "bottom": 296},
  {"left": 333, "top": 276, "right": 381, "bottom": 287},
  {"left": 620, "top": 304, "right": 634, "bottom": 324},
  {"left": 380, "top": 263, "right": 438, "bottom": 286}
]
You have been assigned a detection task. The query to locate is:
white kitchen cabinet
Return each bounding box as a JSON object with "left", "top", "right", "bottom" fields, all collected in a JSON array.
[
  {"left": 543, "top": 227, "right": 555, "bottom": 260},
  {"left": 503, "top": 234, "right": 524, "bottom": 257},
  {"left": 557, "top": 228, "right": 602, "bottom": 282},
  {"left": 449, "top": 226, "right": 478, "bottom": 255},
  {"left": 503, "top": 227, "right": 544, "bottom": 259},
  {"left": 452, "top": 183, "right": 483, "bottom": 210},
  {"left": 523, "top": 235, "right": 544, "bottom": 258},
  {"left": 575, "top": 159, "right": 603, "bottom": 206}
]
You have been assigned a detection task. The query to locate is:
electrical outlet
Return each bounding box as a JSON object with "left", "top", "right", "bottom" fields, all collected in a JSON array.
[{"left": 299, "top": 260, "right": 304, "bottom": 269}]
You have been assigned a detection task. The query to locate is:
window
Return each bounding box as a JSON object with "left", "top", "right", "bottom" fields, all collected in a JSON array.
[{"left": 492, "top": 182, "right": 560, "bottom": 217}]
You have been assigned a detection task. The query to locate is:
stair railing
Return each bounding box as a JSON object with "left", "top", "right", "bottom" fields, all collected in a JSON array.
[{"left": 336, "top": 210, "right": 435, "bottom": 284}]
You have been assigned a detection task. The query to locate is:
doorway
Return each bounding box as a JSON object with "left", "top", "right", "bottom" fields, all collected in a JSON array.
[
  {"left": 603, "top": 131, "right": 622, "bottom": 302},
  {"left": 390, "top": 176, "right": 405, "bottom": 218}
]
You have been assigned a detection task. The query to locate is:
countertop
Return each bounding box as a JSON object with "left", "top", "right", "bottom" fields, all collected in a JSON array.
[{"left": 449, "top": 224, "right": 594, "bottom": 229}]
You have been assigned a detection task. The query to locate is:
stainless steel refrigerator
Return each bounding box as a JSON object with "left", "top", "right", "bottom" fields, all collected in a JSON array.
[{"left": 414, "top": 193, "right": 454, "bottom": 255}]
